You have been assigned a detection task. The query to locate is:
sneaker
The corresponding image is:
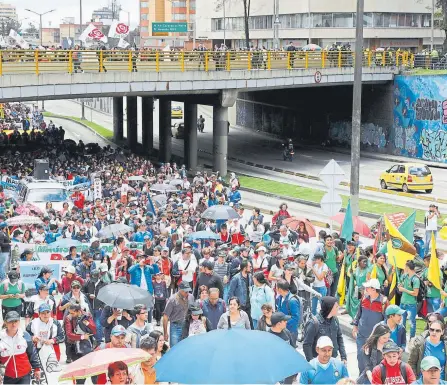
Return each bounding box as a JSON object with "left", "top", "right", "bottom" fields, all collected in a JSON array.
[
  {"left": 156, "top": 320, "right": 161, "bottom": 326},
  {"left": 66, "top": 358, "right": 73, "bottom": 364}
]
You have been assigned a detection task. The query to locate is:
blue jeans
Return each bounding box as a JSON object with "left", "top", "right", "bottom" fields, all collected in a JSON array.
[
  {"left": 252, "top": 319, "right": 258, "bottom": 330},
  {"left": 437, "top": 307, "right": 447, "bottom": 317},
  {"left": 401, "top": 303, "right": 417, "bottom": 338},
  {"left": 425, "top": 230, "right": 437, "bottom": 255},
  {"left": 0, "top": 252, "right": 9, "bottom": 281},
  {"left": 356, "top": 335, "right": 367, "bottom": 373},
  {"left": 223, "top": 284, "right": 230, "bottom": 304},
  {"left": 170, "top": 321, "right": 184, "bottom": 347},
  {"left": 94, "top": 309, "right": 104, "bottom": 342},
  {"left": 312, "top": 286, "right": 327, "bottom": 315},
  {"left": 427, "top": 297, "right": 441, "bottom": 313}
]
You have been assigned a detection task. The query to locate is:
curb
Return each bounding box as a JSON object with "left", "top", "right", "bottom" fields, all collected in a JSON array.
[{"left": 227, "top": 156, "right": 447, "bottom": 205}]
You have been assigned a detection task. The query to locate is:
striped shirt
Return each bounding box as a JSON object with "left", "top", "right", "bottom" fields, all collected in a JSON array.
[{"left": 214, "top": 261, "right": 229, "bottom": 280}]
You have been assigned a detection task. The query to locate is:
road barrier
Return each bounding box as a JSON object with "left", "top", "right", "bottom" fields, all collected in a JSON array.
[{"left": 0, "top": 49, "right": 411, "bottom": 75}]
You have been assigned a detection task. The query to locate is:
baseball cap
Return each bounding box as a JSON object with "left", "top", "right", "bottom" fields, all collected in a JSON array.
[
  {"left": 0, "top": 222, "right": 7, "bottom": 228},
  {"left": 316, "top": 336, "right": 334, "bottom": 349},
  {"left": 363, "top": 278, "right": 381, "bottom": 290},
  {"left": 178, "top": 282, "right": 192, "bottom": 292},
  {"left": 71, "top": 280, "right": 82, "bottom": 288},
  {"left": 64, "top": 265, "right": 76, "bottom": 274},
  {"left": 111, "top": 325, "right": 127, "bottom": 336},
  {"left": 421, "top": 356, "right": 441, "bottom": 371},
  {"left": 4, "top": 311, "right": 20, "bottom": 322},
  {"left": 38, "top": 284, "right": 49, "bottom": 292},
  {"left": 382, "top": 341, "right": 400, "bottom": 354},
  {"left": 270, "top": 312, "right": 291, "bottom": 325},
  {"left": 38, "top": 303, "right": 51, "bottom": 313},
  {"left": 162, "top": 247, "right": 169, "bottom": 252},
  {"left": 385, "top": 305, "right": 405, "bottom": 316},
  {"left": 256, "top": 246, "right": 267, "bottom": 253}
]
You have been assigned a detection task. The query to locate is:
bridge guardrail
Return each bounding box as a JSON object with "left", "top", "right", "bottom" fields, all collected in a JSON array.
[{"left": 0, "top": 49, "right": 412, "bottom": 75}]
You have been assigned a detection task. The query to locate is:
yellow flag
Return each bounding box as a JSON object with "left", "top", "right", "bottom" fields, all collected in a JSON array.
[
  {"left": 370, "top": 264, "right": 378, "bottom": 279},
  {"left": 389, "top": 272, "right": 397, "bottom": 304},
  {"left": 337, "top": 263, "right": 346, "bottom": 305},
  {"left": 384, "top": 216, "right": 416, "bottom": 269},
  {"left": 427, "top": 232, "right": 442, "bottom": 290}
]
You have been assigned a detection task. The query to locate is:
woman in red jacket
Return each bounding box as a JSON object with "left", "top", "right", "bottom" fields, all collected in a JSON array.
[{"left": 272, "top": 203, "right": 291, "bottom": 227}]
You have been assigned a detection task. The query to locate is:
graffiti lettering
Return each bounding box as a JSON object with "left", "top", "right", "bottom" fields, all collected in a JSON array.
[
  {"left": 329, "top": 121, "right": 387, "bottom": 149},
  {"left": 442, "top": 100, "right": 447, "bottom": 124},
  {"left": 415, "top": 98, "right": 441, "bottom": 121},
  {"left": 421, "top": 129, "right": 447, "bottom": 161}
]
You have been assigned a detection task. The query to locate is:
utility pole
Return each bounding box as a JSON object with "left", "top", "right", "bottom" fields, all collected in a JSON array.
[
  {"left": 350, "top": 0, "right": 364, "bottom": 216},
  {"left": 80, "top": 0, "right": 85, "bottom": 120},
  {"left": 223, "top": 0, "right": 226, "bottom": 46},
  {"left": 273, "top": 0, "right": 280, "bottom": 49},
  {"left": 431, "top": 0, "right": 435, "bottom": 50}
]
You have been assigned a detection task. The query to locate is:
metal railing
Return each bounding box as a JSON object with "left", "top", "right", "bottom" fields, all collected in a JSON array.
[{"left": 0, "top": 49, "right": 412, "bottom": 75}]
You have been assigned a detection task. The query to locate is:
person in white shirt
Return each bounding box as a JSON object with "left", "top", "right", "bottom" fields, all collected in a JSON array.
[
  {"left": 252, "top": 246, "right": 269, "bottom": 272},
  {"left": 311, "top": 253, "right": 328, "bottom": 315},
  {"left": 425, "top": 204, "right": 440, "bottom": 254},
  {"left": 176, "top": 249, "right": 198, "bottom": 289},
  {"left": 246, "top": 217, "right": 265, "bottom": 245},
  {"left": 84, "top": 220, "right": 98, "bottom": 239}
]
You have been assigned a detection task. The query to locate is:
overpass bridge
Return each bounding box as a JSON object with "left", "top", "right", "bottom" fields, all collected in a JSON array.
[{"left": 0, "top": 49, "right": 399, "bottom": 176}]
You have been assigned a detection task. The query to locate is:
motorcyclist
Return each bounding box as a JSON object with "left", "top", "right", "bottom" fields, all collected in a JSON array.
[{"left": 282, "top": 139, "right": 294, "bottom": 161}]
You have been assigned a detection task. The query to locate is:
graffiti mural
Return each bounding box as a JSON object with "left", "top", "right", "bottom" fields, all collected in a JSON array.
[
  {"left": 329, "top": 121, "right": 388, "bottom": 149},
  {"left": 394, "top": 75, "right": 447, "bottom": 163}
]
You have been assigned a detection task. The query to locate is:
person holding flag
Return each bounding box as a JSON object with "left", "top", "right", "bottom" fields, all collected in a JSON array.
[
  {"left": 366, "top": 253, "right": 394, "bottom": 296},
  {"left": 398, "top": 260, "right": 420, "bottom": 338},
  {"left": 345, "top": 255, "right": 369, "bottom": 319},
  {"left": 422, "top": 253, "right": 442, "bottom": 313}
]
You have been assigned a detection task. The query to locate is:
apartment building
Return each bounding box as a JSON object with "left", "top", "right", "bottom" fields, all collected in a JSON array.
[{"left": 196, "top": 0, "right": 444, "bottom": 51}]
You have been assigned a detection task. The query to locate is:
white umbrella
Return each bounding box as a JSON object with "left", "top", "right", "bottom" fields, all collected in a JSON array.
[{"left": 6, "top": 215, "right": 43, "bottom": 226}]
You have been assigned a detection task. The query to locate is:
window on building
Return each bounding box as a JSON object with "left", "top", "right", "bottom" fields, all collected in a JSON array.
[
  {"left": 172, "top": 1, "right": 186, "bottom": 6},
  {"left": 312, "top": 13, "right": 332, "bottom": 27},
  {"left": 141, "top": 26, "right": 148, "bottom": 32},
  {"left": 333, "top": 13, "right": 353, "bottom": 27},
  {"left": 141, "top": 14, "right": 148, "bottom": 20},
  {"left": 141, "top": 1, "right": 148, "bottom": 7},
  {"left": 363, "top": 13, "right": 373, "bottom": 27},
  {"left": 373, "top": 13, "right": 384, "bottom": 27},
  {"left": 422, "top": 14, "right": 431, "bottom": 27},
  {"left": 398, "top": 14, "right": 406, "bottom": 26},
  {"left": 172, "top": 13, "right": 186, "bottom": 20}
]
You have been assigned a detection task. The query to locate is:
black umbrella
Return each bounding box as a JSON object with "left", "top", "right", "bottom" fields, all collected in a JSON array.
[
  {"left": 201, "top": 205, "right": 240, "bottom": 221},
  {"left": 97, "top": 283, "right": 153, "bottom": 309}
]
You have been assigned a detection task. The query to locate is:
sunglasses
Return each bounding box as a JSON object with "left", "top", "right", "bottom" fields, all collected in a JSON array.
[{"left": 429, "top": 328, "right": 443, "bottom": 333}]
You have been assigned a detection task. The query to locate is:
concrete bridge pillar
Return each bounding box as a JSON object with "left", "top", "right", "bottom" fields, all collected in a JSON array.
[
  {"left": 213, "top": 105, "right": 228, "bottom": 177},
  {"left": 184, "top": 102, "right": 198, "bottom": 171},
  {"left": 141, "top": 96, "right": 154, "bottom": 154},
  {"left": 113, "top": 97, "right": 123, "bottom": 142},
  {"left": 159, "top": 99, "right": 172, "bottom": 163},
  {"left": 126, "top": 96, "right": 138, "bottom": 151}
]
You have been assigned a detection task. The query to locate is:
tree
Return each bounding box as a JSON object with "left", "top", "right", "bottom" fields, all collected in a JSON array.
[
  {"left": 0, "top": 18, "right": 20, "bottom": 37},
  {"left": 24, "top": 22, "right": 39, "bottom": 38},
  {"left": 436, "top": 0, "right": 447, "bottom": 51}
]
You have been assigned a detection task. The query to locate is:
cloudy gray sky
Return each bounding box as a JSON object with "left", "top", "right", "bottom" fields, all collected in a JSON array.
[{"left": 15, "top": 0, "right": 139, "bottom": 28}]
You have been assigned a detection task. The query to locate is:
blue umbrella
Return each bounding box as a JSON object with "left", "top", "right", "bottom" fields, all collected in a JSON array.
[
  {"left": 154, "top": 328, "right": 311, "bottom": 384},
  {"left": 190, "top": 231, "right": 220, "bottom": 241},
  {"left": 49, "top": 238, "right": 84, "bottom": 248}
]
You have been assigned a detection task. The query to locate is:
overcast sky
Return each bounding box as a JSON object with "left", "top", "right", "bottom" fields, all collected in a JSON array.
[{"left": 15, "top": 0, "right": 140, "bottom": 28}]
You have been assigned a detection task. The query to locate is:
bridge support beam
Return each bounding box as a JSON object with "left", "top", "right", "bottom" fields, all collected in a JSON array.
[
  {"left": 159, "top": 99, "right": 172, "bottom": 163},
  {"left": 184, "top": 102, "right": 198, "bottom": 172},
  {"left": 126, "top": 96, "right": 138, "bottom": 151},
  {"left": 141, "top": 96, "right": 154, "bottom": 154},
  {"left": 213, "top": 105, "right": 228, "bottom": 177},
  {"left": 113, "top": 97, "right": 123, "bottom": 142}
]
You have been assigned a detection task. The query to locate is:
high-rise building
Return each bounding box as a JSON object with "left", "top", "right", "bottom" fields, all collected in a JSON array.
[
  {"left": 0, "top": 2, "right": 17, "bottom": 21},
  {"left": 140, "top": 0, "right": 196, "bottom": 47}
]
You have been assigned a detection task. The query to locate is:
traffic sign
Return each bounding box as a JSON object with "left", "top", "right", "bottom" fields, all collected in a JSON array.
[
  {"left": 152, "top": 22, "right": 188, "bottom": 33},
  {"left": 319, "top": 159, "right": 345, "bottom": 189},
  {"left": 320, "top": 191, "right": 343, "bottom": 217}
]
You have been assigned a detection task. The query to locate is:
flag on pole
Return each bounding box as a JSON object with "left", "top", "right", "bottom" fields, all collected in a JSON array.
[
  {"left": 379, "top": 211, "right": 416, "bottom": 255},
  {"left": 384, "top": 216, "right": 416, "bottom": 269},
  {"left": 79, "top": 23, "right": 108, "bottom": 43},
  {"left": 147, "top": 195, "right": 156, "bottom": 216},
  {"left": 389, "top": 271, "right": 397, "bottom": 304},
  {"left": 109, "top": 21, "right": 130, "bottom": 38},
  {"left": 9, "top": 29, "right": 29, "bottom": 49},
  {"left": 117, "top": 38, "right": 130, "bottom": 49},
  {"left": 337, "top": 263, "right": 346, "bottom": 305},
  {"left": 370, "top": 264, "right": 378, "bottom": 279},
  {"left": 427, "top": 232, "right": 442, "bottom": 290},
  {"left": 341, "top": 199, "right": 354, "bottom": 241}
]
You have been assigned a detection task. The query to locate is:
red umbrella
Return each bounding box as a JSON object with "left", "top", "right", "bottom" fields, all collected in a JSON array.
[
  {"left": 59, "top": 348, "right": 151, "bottom": 381},
  {"left": 330, "top": 213, "right": 371, "bottom": 237},
  {"left": 282, "top": 217, "right": 316, "bottom": 238}
]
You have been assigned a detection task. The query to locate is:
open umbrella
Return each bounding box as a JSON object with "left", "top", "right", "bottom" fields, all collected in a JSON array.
[
  {"left": 49, "top": 238, "right": 84, "bottom": 248},
  {"left": 190, "top": 230, "right": 220, "bottom": 241},
  {"left": 97, "top": 224, "right": 133, "bottom": 239},
  {"left": 128, "top": 175, "right": 146, "bottom": 181},
  {"left": 97, "top": 282, "right": 153, "bottom": 309},
  {"left": 201, "top": 205, "right": 239, "bottom": 221},
  {"left": 59, "top": 348, "right": 150, "bottom": 381},
  {"left": 149, "top": 183, "right": 178, "bottom": 193},
  {"left": 168, "top": 179, "right": 183, "bottom": 186},
  {"left": 6, "top": 215, "right": 43, "bottom": 226},
  {"left": 331, "top": 213, "right": 371, "bottom": 237},
  {"left": 15, "top": 203, "right": 43, "bottom": 215},
  {"left": 154, "top": 328, "right": 311, "bottom": 384},
  {"left": 152, "top": 194, "right": 167, "bottom": 207},
  {"left": 282, "top": 217, "right": 316, "bottom": 238},
  {"left": 302, "top": 43, "right": 322, "bottom": 51}
]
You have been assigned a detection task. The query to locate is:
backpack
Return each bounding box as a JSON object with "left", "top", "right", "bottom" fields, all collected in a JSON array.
[
  {"left": 285, "top": 294, "right": 303, "bottom": 326},
  {"left": 379, "top": 362, "right": 408, "bottom": 384},
  {"left": 410, "top": 274, "right": 425, "bottom": 303}
]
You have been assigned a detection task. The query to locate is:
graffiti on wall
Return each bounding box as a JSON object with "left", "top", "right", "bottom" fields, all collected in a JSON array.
[
  {"left": 394, "top": 75, "right": 447, "bottom": 163},
  {"left": 329, "top": 121, "right": 388, "bottom": 149}
]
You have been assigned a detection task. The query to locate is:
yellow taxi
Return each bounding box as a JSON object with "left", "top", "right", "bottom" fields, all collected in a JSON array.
[
  {"left": 380, "top": 163, "right": 433, "bottom": 193},
  {"left": 171, "top": 105, "right": 183, "bottom": 119}
]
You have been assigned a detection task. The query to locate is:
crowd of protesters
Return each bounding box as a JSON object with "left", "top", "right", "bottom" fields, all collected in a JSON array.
[{"left": 0, "top": 106, "right": 446, "bottom": 385}]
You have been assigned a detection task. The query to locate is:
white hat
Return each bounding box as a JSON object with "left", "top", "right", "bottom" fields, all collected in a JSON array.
[
  {"left": 64, "top": 266, "right": 76, "bottom": 274},
  {"left": 316, "top": 336, "right": 334, "bottom": 349},
  {"left": 256, "top": 246, "right": 267, "bottom": 252},
  {"left": 363, "top": 278, "right": 381, "bottom": 290}
]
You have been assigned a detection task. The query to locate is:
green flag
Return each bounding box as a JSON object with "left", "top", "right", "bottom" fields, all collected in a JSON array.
[
  {"left": 341, "top": 199, "right": 354, "bottom": 241},
  {"left": 346, "top": 271, "right": 360, "bottom": 319},
  {"left": 379, "top": 211, "right": 416, "bottom": 254}
]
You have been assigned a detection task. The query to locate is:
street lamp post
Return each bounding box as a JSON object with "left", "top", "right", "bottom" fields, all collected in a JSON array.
[
  {"left": 273, "top": 0, "right": 280, "bottom": 49},
  {"left": 24, "top": 8, "right": 56, "bottom": 47},
  {"left": 431, "top": 0, "right": 435, "bottom": 50},
  {"left": 79, "top": 0, "right": 85, "bottom": 120}
]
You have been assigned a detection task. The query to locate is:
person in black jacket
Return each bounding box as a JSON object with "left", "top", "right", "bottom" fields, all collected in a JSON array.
[
  {"left": 83, "top": 270, "right": 108, "bottom": 342},
  {"left": 302, "top": 296, "right": 347, "bottom": 364},
  {"left": 100, "top": 305, "right": 133, "bottom": 343},
  {"left": 193, "top": 261, "right": 224, "bottom": 299},
  {"left": 0, "top": 221, "right": 11, "bottom": 281}
]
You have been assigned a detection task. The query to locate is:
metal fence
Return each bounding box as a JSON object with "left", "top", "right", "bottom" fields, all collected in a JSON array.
[{"left": 0, "top": 49, "right": 413, "bottom": 75}]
